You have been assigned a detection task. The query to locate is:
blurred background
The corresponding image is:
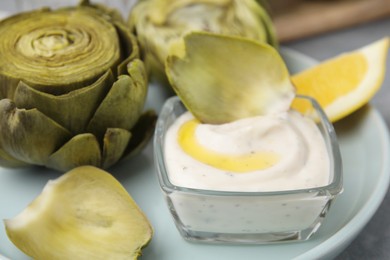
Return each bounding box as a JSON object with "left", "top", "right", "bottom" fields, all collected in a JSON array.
[
  {"left": 0, "top": 0, "right": 138, "bottom": 18},
  {"left": 266, "top": 0, "right": 390, "bottom": 42},
  {"left": 0, "top": 0, "right": 389, "bottom": 44}
]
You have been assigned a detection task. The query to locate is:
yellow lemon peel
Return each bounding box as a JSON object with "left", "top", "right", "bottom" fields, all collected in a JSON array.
[{"left": 291, "top": 37, "right": 389, "bottom": 122}]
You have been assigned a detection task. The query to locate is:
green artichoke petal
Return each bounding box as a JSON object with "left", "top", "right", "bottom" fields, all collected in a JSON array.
[
  {"left": 14, "top": 71, "right": 114, "bottom": 134},
  {"left": 0, "top": 74, "right": 20, "bottom": 100},
  {"left": 47, "top": 133, "right": 101, "bottom": 172},
  {"left": 87, "top": 60, "right": 147, "bottom": 140},
  {"left": 0, "top": 99, "right": 72, "bottom": 165},
  {"left": 115, "top": 22, "right": 140, "bottom": 75},
  {"left": 127, "top": 59, "right": 148, "bottom": 88},
  {"left": 166, "top": 32, "right": 295, "bottom": 124},
  {"left": 102, "top": 128, "right": 131, "bottom": 169},
  {"left": 0, "top": 146, "right": 28, "bottom": 168},
  {"left": 124, "top": 110, "right": 157, "bottom": 158}
]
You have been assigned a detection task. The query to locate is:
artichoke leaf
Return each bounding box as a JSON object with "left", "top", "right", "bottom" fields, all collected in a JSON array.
[
  {"left": 102, "top": 128, "right": 131, "bottom": 169},
  {"left": 115, "top": 23, "right": 140, "bottom": 75},
  {"left": 166, "top": 32, "right": 295, "bottom": 124},
  {"left": 87, "top": 62, "right": 147, "bottom": 140},
  {"left": 14, "top": 71, "right": 114, "bottom": 134},
  {"left": 0, "top": 146, "right": 28, "bottom": 168},
  {"left": 124, "top": 110, "right": 157, "bottom": 159},
  {"left": 128, "top": 59, "right": 148, "bottom": 89},
  {"left": 0, "top": 74, "right": 20, "bottom": 100},
  {"left": 0, "top": 99, "right": 72, "bottom": 165},
  {"left": 46, "top": 133, "right": 101, "bottom": 172}
]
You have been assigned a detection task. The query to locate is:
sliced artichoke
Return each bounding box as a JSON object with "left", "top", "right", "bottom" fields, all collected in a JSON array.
[
  {"left": 4, "top": 166, "right": 153, "bottom": 260},
  {"left": 129, "top": 0, "right": 277, "bottom": 82},
  {"left": 165, "top": 32, "right": 295, "bottom": 124},
  {"left": 0, "top": 1, "right": 156, "bottom": 171}
]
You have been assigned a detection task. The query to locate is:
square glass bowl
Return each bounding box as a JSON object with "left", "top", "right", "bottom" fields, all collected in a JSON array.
[{"left": 154, "top": 96, "right": 343, "bottom": 244}]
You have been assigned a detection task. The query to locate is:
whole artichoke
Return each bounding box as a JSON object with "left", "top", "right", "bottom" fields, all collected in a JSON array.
[
  {"left": 128, "top": 0, "right": 278, "bottom": 82},
  {"left": 0, "top": 2, "right": 156, "bottom": 172}
]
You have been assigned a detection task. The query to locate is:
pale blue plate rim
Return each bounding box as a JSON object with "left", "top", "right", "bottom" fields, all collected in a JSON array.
[
  {"left": 297, "top": 107, "right": 390, "bottom": 259},
  {"left": 284, "top": 48, "right": 390, "bottom": 259}
]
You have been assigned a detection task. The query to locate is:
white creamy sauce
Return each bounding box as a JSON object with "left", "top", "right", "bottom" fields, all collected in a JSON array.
[{"left": 164, "top": 110, "right": 330, "bottom": 192}]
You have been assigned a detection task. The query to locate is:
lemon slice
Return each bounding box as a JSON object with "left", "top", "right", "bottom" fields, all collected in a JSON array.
[
  {"left": 166, "top": 31, "right": 295, "bottom": 124},
  {"left": 4, "top": 166, "right": 152, "bottom": 260},
  {"left": 291, "top": 37, "right": 389, "bottom": 122}
]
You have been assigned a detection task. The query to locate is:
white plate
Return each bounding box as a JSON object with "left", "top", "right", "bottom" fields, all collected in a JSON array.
[{"left": 0, "top": 48, "right": 389, "bottom": 260}]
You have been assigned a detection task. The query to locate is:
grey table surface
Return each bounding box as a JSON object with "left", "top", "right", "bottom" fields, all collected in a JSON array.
[{"left": 285, "top": 18, "right": 390, "bottom": 260}]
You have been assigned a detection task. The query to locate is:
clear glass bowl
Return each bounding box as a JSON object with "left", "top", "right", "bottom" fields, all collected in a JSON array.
[{"left": 154, "top": 96, "right": 343, "bottom": 244}]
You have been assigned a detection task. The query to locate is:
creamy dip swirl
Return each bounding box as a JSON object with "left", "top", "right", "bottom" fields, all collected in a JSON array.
[{"left": 164, "top": 110, "right": 330, "bottom": 192}]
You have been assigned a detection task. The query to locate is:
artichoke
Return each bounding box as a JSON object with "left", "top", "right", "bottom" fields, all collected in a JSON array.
[
  {"left": 129, "top": 0, "right": 277, "bottom": 82},
  {"left": 0, "top": 1, "right": 156, "bottom": 172}
]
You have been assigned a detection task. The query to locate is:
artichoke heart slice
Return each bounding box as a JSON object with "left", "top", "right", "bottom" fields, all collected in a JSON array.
[
  {"left": 0, "top": 99, "right": 71, "bottom": 165},
  {"left": 4, "top": 165, "right": 153, "bottom": 260},
  {"left": 46, "top": 133, "right": 101, "bottom": 172},
  {"left": 166, "top": 32, "right": 295, "bottom": 124}
]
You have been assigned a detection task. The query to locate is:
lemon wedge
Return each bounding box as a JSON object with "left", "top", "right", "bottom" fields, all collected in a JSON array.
[
  {"left": 291, "top": 37, "right": 389, "bottom": 122},
  {"left": 4, "top": 166, "right": 152, "bottom": 260}
]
